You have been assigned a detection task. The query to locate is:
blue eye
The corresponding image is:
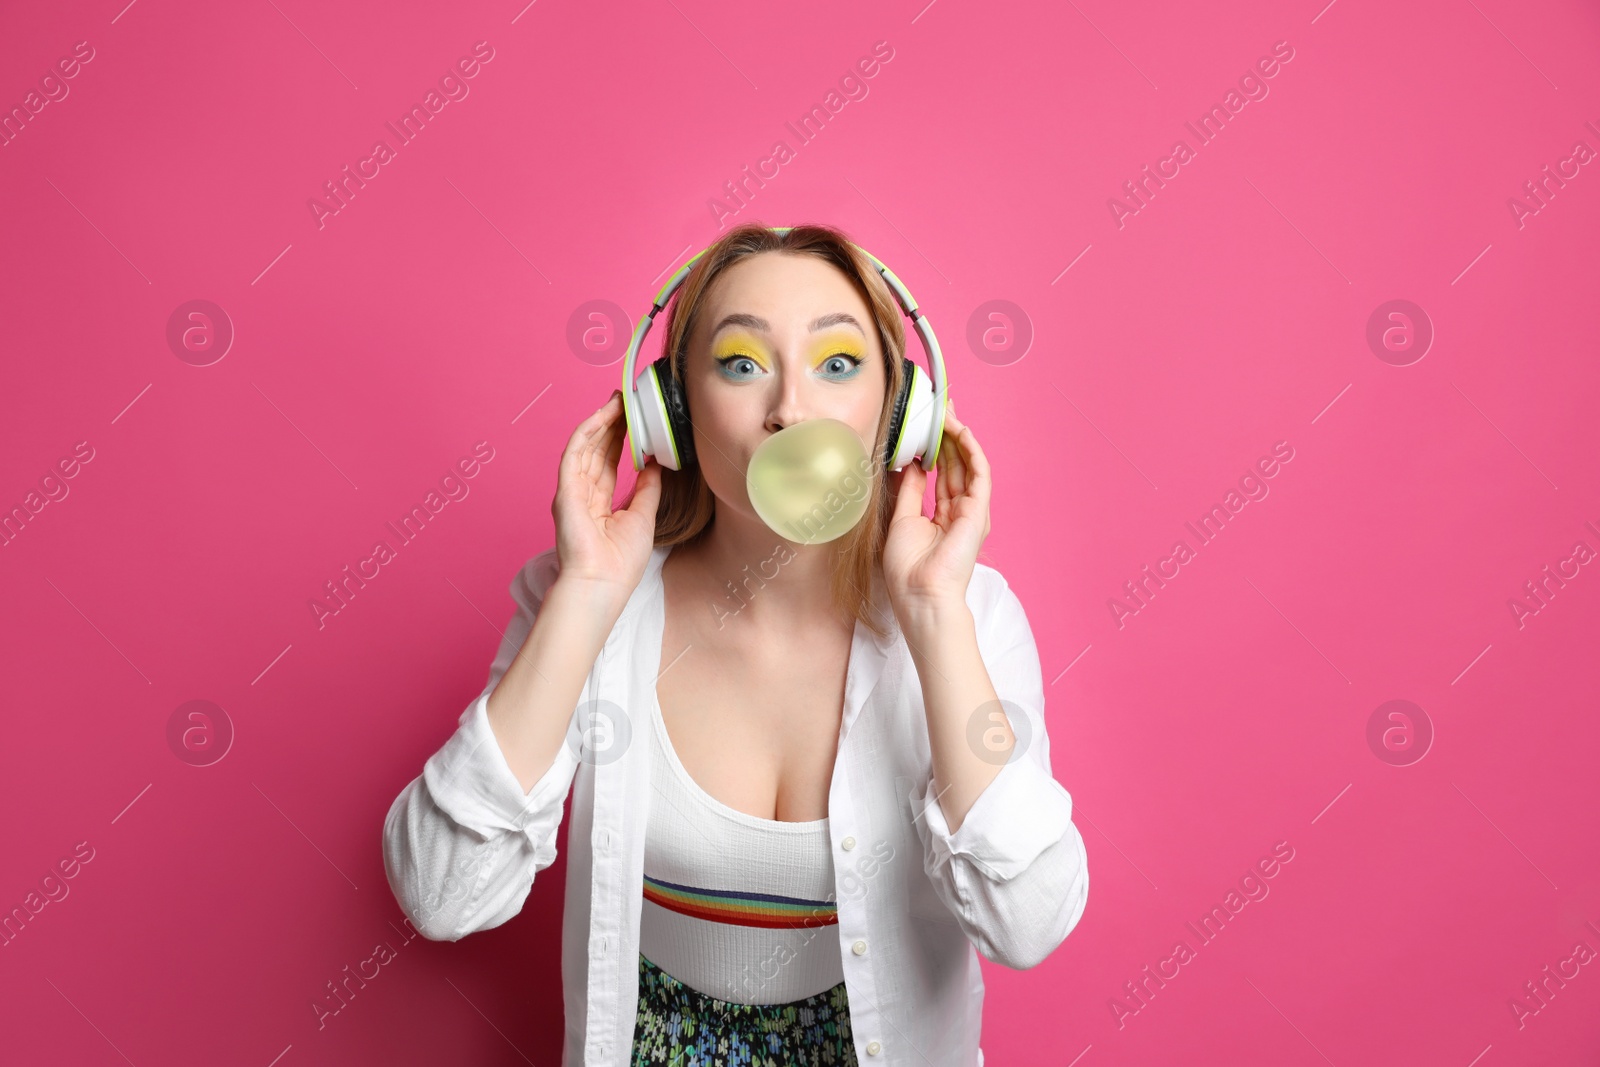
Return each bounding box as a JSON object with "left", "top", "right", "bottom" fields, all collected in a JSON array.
[
  {"left": 715, "top": 355, "right": 762, "bottom": 379},
  {"left": 820, "top": 354, "right": 863, "bottom": 379}
]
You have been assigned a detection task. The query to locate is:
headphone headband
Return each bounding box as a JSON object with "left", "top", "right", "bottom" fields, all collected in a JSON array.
[{"left": 622, "top": 226, "right": 949, "bottom": 473}]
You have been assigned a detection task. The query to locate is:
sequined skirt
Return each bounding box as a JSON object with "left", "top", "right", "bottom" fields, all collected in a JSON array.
[{"left": 630, "top": 952, "right": 859, "bottom": 1067}]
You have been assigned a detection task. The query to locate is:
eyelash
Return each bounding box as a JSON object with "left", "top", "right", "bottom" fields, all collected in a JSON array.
[{"left": 716, "top": 353, "right": 863, "bottom": 378}]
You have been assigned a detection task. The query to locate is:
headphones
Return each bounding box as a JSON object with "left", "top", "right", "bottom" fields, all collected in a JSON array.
[{"left": 621, "top": 226, "right": 949, "bottom": 474}]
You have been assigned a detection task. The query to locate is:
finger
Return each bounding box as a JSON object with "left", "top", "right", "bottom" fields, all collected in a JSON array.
[
  {"left": 598, "top": 404, "right": 627, "bottom": 502},
  {"left": 581, "top": 392, "right": 627, "bottom": 482},
  {"left": 955, "top": 420, "right": 990, "bottom": 505},
  {"left": 939, "top": 416, "right": 968, "bottom": 504},
  {"left": 892, "top": 460, "right": 927, "bottom": 520},
  {"left": 564, "top": 391, "right": 622, "bottom": 478},
  {"left": 623, "top": 457, "right": 663, "bottom": 519}
]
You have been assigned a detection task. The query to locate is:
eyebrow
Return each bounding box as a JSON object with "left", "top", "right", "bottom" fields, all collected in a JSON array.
[{"left": 710, "top": 312, "right": 867, "bottom": 338}]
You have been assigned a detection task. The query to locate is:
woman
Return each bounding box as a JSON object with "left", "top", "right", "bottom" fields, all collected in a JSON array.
[{"left": 383, "top": 223, "right": 1089, "bottom": 1067}]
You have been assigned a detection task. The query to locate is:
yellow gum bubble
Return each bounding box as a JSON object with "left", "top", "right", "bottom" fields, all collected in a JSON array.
[{"left": 746, "top": 418, "right": 874, "bottom": 545}]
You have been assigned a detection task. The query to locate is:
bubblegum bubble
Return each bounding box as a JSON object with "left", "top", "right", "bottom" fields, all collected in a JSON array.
[{"left": 746, "top": 418, "right": 873, "bottom": 545}]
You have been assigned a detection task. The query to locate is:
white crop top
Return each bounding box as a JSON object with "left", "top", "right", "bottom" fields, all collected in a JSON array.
[{"left": 639, "top": 692, "right": 845, "bottom": 1005}]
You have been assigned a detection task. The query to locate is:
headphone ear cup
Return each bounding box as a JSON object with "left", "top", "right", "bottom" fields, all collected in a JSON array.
[
  {"left": 883, "top": 356, "right": 917, "bottom": 472},
  {"left": 651, "top": 354, "right": 696, "bottom": 469}
]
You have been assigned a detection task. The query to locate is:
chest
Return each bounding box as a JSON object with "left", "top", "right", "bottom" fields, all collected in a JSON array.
[{"left": 655, "top": 614, "right": 853, "bottom": 824}]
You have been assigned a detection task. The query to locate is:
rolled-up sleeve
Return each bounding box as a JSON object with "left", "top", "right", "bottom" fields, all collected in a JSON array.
[
  {"left": 382, "top": 549, "right": 583, "bottom": 942},
  {"left": 911, "top": 571, "right": 1090, "bottom": 970}
]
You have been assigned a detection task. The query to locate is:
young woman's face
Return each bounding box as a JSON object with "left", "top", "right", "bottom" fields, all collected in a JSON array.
[{"left": 682, "top": 251, "right": 889, "bottom": 524}]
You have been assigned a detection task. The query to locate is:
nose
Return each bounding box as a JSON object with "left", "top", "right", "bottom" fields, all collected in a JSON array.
[{"left": 763, "top": 366, "right": 812, "bottom": 435}]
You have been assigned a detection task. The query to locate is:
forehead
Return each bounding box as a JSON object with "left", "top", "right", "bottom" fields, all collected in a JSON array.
[{"left": 699, "top": 252, "right": 872, "bottom": 329}]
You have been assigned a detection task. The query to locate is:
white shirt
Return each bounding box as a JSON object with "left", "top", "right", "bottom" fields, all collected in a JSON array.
[{"left": 382, "top": 543, "right": 1089, "bottom": 1067}]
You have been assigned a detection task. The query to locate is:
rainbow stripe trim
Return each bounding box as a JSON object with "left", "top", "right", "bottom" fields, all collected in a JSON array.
[{"left": 643, "top": 873, "right": 838, "bottom": 929}]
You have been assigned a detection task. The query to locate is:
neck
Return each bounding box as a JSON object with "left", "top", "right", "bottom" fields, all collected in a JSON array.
[{"left": 673, "top": 510, "right": 850, "bottom": 628}]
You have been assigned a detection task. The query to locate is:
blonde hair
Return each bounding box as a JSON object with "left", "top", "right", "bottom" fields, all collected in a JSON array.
[{"left": 621, "top": 221, "right": 910, "bottom": 639}]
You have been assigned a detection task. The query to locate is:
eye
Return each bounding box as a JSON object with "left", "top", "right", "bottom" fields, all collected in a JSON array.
[
  {"left": 715, "top": 354, "right": 763, "bottom": 379},
  {"left": 819, "top": 354, "right": 863, "bottom": 379}
]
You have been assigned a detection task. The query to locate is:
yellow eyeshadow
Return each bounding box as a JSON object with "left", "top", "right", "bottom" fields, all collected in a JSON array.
[
  {"left": 810, "top": 334, "right": 864, "bottom": 367},
  {"left": 712, "top": 333, "right": 770, "bottom": 368}
]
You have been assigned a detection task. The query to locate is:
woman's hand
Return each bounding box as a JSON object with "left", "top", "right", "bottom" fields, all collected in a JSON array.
[
  {"left": 882, "top": 400, "right": 991, "bottom": 620},
  {"left": 551, "top": 389, "right": 662, "bottom": 609}
]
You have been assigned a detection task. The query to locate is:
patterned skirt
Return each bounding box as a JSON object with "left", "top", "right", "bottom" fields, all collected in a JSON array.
[{"left": 630, "top": 952, "right": 859, "bottom": 1067}]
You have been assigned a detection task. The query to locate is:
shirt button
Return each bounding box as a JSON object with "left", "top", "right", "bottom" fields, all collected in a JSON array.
[
  {"left": 852, "top": 939, "right": 867, "bottom": 955},
  {"left": 841, "top": 836, "right": 857, "bottom": 850},
  {"left": 866, "top": 1040, "right": 882, "bottom": 1055}
]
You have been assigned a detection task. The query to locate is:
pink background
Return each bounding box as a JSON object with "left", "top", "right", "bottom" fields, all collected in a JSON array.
[{"left": 3, "top": 0, "right": 1598, "bottom": 1063}]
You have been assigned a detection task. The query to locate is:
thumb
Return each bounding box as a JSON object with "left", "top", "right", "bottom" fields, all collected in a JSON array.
[
  {"left": 625, "top": 459, "right": 663, "bottom": 518},
  {"left": 891, "top": 460, "right": 926, "bottom": 519}
]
